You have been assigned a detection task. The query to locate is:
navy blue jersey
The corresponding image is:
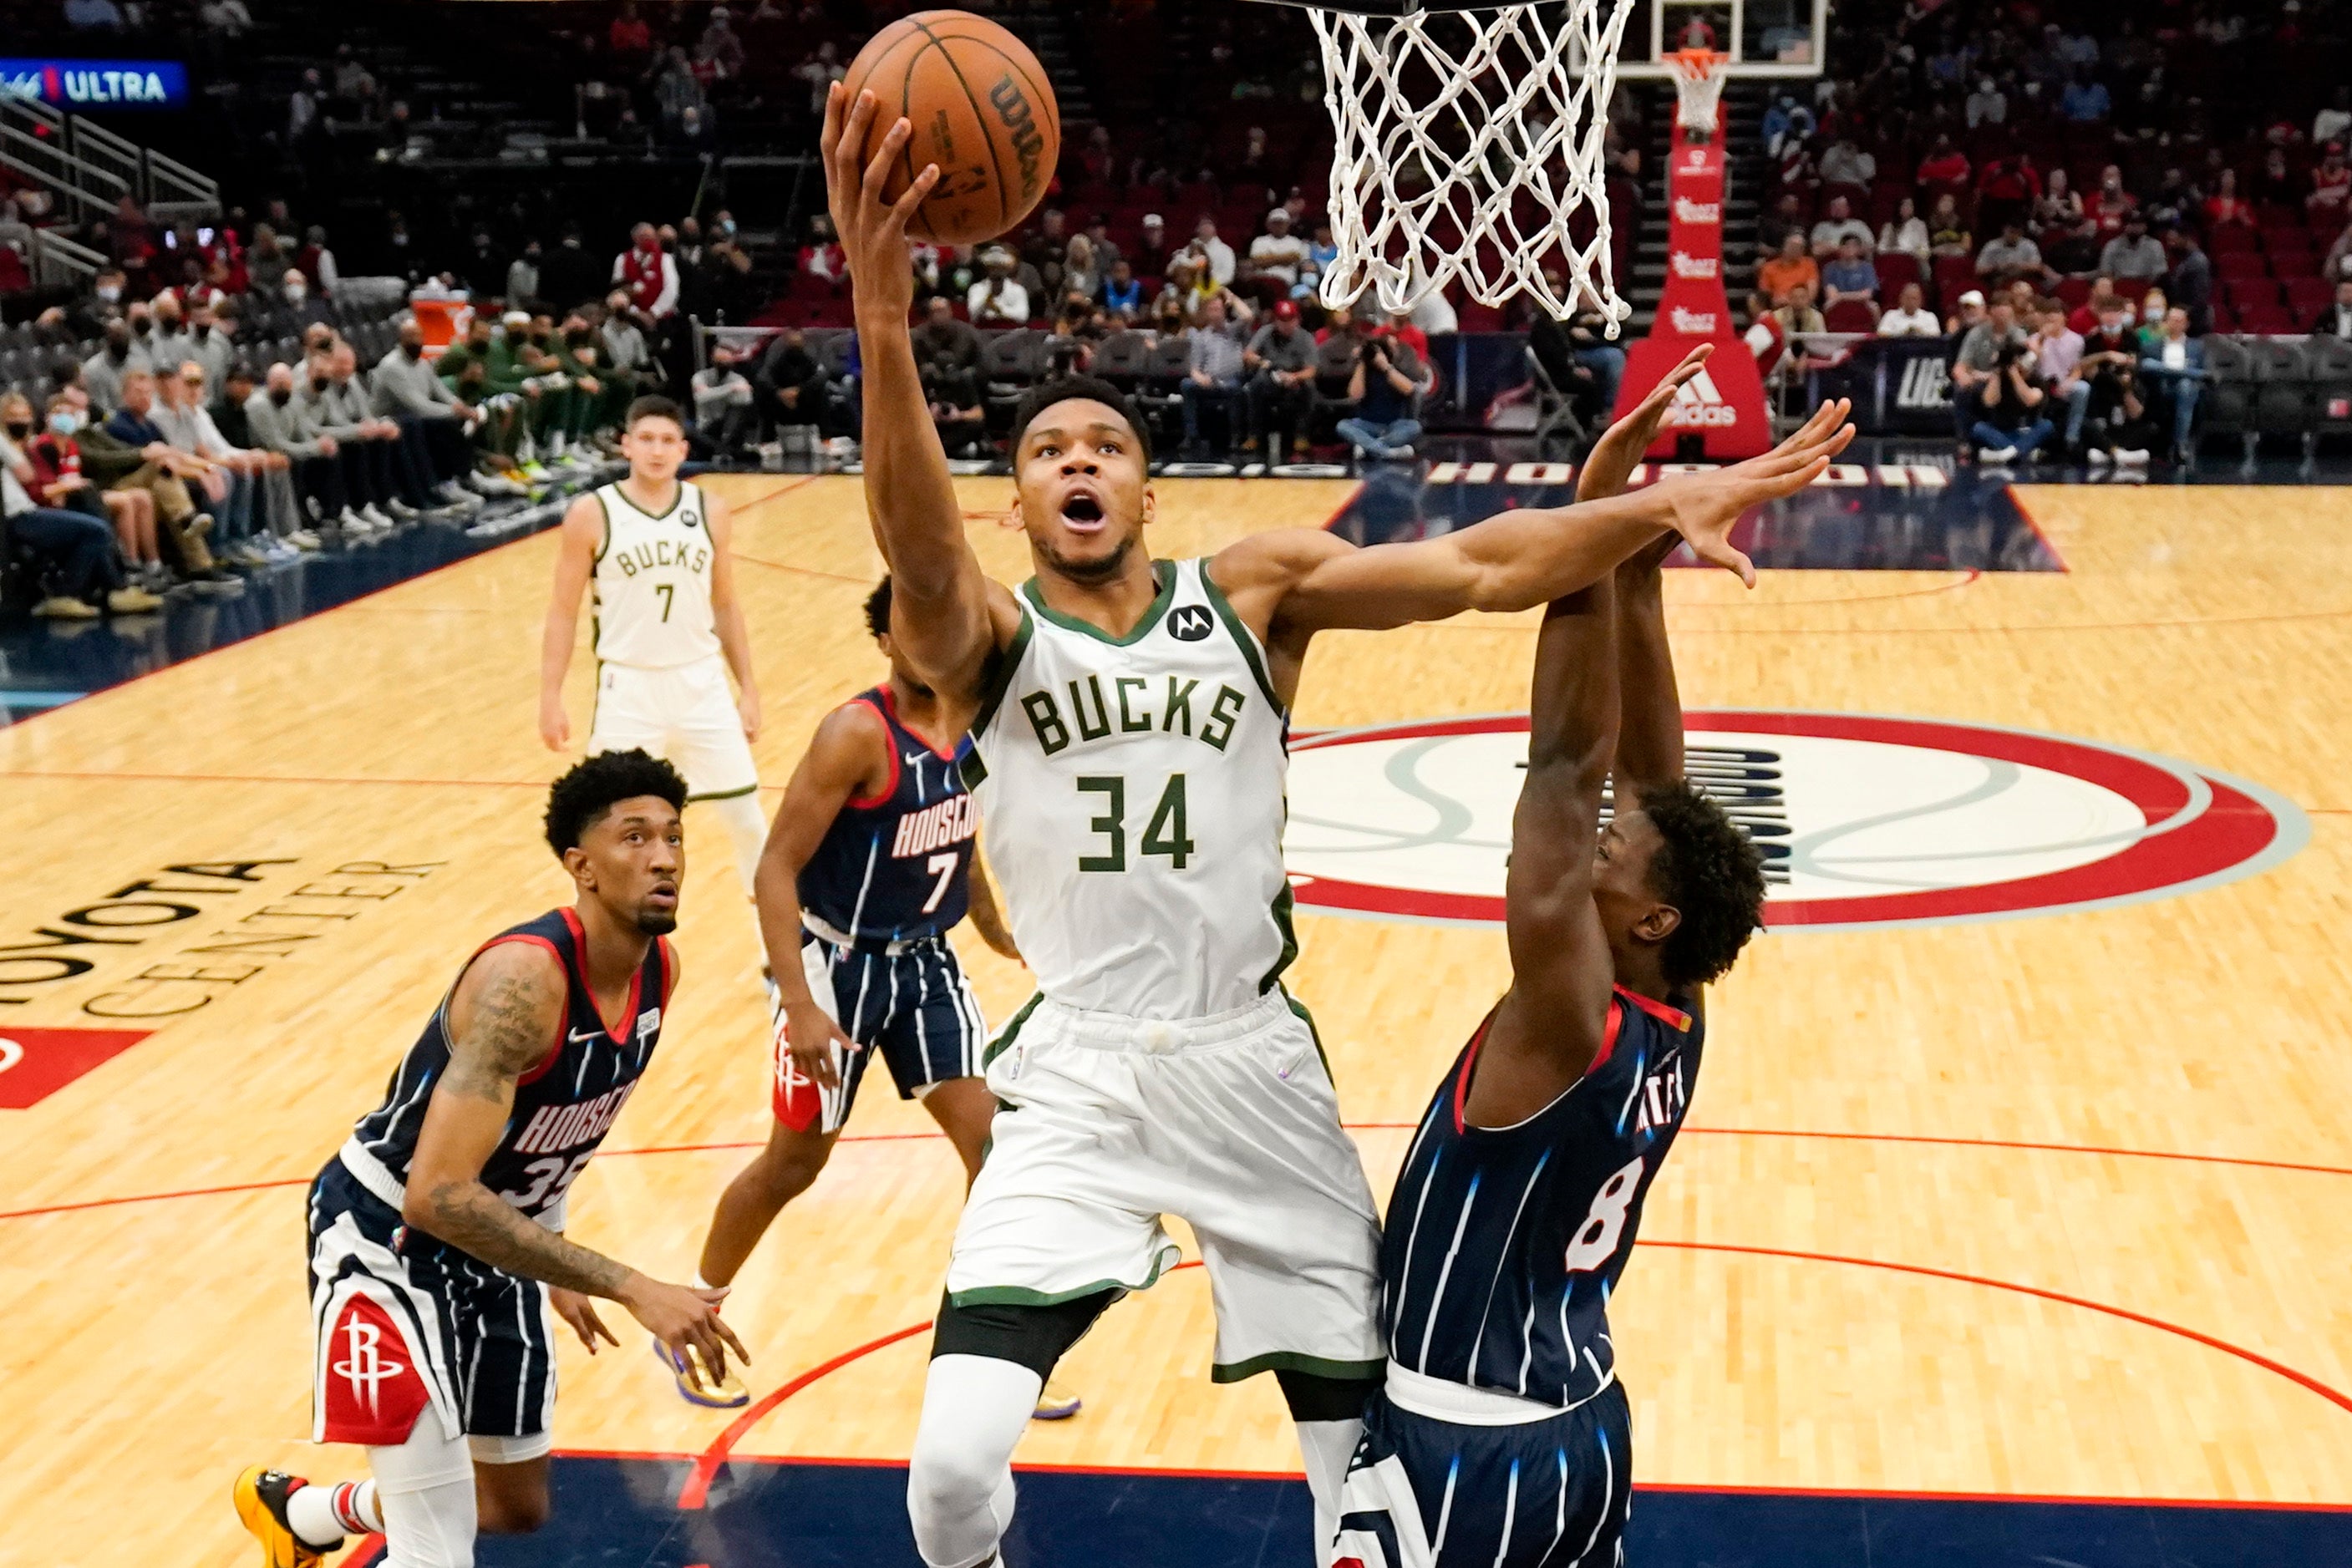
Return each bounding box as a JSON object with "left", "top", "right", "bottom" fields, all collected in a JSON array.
[
  {"left": 345, "top": 909, "right": 672, "bottom": 1223},
  {"left": 1380, "top": 987, "right": 1702, "bottom": 1407},
  {"left": 798, "top": 686, "right": 978, "bottom": 943}
]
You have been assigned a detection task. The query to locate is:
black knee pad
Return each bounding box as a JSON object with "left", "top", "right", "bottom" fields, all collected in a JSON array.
[
  {"left": 930, "top": 1288, "right": 1118, "bottom": 1381},
  {"left": 1277, "top": 1367, "right": 1383, "bottom": 1423}
]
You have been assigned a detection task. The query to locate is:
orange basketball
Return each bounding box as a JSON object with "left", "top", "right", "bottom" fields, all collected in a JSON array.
[{"left": 841, "top": 10, "right": 1060, "bottom": 246}]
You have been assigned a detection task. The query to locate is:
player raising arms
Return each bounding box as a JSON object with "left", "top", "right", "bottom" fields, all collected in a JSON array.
[
  {"left": 1333, "top": 378, "right": 1770, "bottom": 1567},
  {"left": 823, "top": 84, "right": 1851, "bottom": 1568},
  {"left": 540, "top": 397, "right": 770, "bottom": 982},
  {"left": 668, "top": 577, "right": 1044, "bottom": 1411},
  {"left": 231, "top": 751, "right": 744, "bottom": 1568}
]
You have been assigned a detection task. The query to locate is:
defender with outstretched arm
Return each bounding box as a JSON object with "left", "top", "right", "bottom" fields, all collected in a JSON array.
[{"left": 1333, "top": 373, "right": 1773, "bottom": 1568}]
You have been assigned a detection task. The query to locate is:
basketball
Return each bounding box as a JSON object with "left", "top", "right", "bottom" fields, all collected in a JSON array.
[{"left": 840, "top": 9, "right": 1060, "bottom": 246}]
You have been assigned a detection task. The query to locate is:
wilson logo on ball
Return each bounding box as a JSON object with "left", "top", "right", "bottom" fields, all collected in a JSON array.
[{"left": 989, "top": 74, "right": 1047, "bottom": 200}]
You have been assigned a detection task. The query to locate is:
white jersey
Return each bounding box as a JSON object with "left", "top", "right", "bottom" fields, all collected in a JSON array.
[
  {"left": 592, "top": 479, "right": 718, "bottom": 669},
  {"left": 968, "top": 558, "right": 1293, "bottom": 1019}
]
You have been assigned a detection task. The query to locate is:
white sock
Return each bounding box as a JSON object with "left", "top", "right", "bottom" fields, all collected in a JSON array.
[
  {"left": 704, "top": 792, "right": 770, "bottom": 906},
  {"left": 908, "top": 1354, "right": 1042, "bottom": 1568},
  {"left": 287, "top": 1478, "right": 381, "bottom": 1546},
  {"left": 1294, "top": 1418, "right": 1364, "bottom": 1567}
]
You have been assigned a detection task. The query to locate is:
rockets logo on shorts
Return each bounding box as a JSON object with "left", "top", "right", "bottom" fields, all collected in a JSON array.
[{"left": 320, "top": 1294, "right": 431, "bottom": 1445}]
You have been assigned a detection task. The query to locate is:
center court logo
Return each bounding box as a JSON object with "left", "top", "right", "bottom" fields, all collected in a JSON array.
[{"left": 1281, "top": 712, "right": 2307, "bottom": 931}]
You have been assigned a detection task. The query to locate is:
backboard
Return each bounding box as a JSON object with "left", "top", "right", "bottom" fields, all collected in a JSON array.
[{"left": 1597, "top": 0, "right": 1825, "bottom": 79}]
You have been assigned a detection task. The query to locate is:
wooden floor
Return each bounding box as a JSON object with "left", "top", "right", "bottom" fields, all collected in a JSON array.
[{"left": 3, "top": 474, "right": 2350, "bottom": 1565}]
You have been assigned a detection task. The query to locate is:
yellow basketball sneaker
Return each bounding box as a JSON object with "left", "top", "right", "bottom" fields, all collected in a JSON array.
[
  {"left": 231, "top": 1465, "right": 324, "bottom": 1568},
  {"left": 1033, "top": 1380, "right": 1083, "bottom": 1420},
  {"left": 656, "top": 1335, "right": 750, "bottom": 1408}
]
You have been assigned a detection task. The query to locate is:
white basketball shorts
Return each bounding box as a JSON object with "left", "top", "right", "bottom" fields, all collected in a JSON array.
[
  {"left": 587, "top": 653, "right": 759, "bottom": 801},
  {"left": 944, "top": 987, "right": 1384, "bottom": 1383}
]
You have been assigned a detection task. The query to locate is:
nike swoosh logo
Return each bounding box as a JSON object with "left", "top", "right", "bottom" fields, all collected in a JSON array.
[
  {"left": 568, "top": 1028, "right": 600, "bottom": 1044},
  {"left": 903, "top": 752, "right": 925, "bottom": 766}
]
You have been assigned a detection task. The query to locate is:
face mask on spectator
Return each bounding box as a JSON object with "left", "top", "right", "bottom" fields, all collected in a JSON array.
[
  {"left": 130, "top": 316, "right": 151, "bottom": 336},
  {"left": 310, "top": 373, "right": 330, "bottom": 391},
  {"left": 286, "top": 283, "right": 308, "bottom": 302},
  {"left": 97, "top": 284, "right": 122, "bottom": 303},
  {"left": 49, "top": 411, "right": 79, "bottom": 436},
  {"left": 270, "top": 387, "right": 293, "bottom": 405},
  {"left": 403, "top": 340, "right": 424, "bottom": 358},
  {"left": 2144, "top": 303, "right": 2162, "bottom": 321},
  {"left": 3, "top": 419, "right": 30, "bottom": 439}
]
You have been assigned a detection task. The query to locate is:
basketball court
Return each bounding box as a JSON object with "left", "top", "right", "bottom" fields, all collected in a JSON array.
[
  {"left": 3, "top": 0, "right": 2350, "bottom": 1562},
  {"left": 3, "top": 456, "right": 2350, "bottom": 1565}
]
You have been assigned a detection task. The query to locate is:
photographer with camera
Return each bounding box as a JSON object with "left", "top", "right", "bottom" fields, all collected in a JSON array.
[
  {"left": 1968, "top": 336, "right": 2055, "bottom": 468},
  {"left": 1336, "top": 321, "right": 1433, "bottom": 463},
  {"left": 2079, "top": 351, "right": 2156, "bottom": 469},
  {"left": 1948, "top": 297, "right": 2033, "bottom": 450}
]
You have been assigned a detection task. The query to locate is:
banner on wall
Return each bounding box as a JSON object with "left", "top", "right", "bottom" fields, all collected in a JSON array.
[
  {"left": 1430, "top": 333, "right": 1959, "bottom": 439},
  {"left": 0, "top": 59, "right": 190, "bottom": 110}
]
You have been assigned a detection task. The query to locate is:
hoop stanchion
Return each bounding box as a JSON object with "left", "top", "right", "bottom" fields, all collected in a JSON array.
[{"left": 1612, "top": 86, "right": 1772, "bottom": 458}]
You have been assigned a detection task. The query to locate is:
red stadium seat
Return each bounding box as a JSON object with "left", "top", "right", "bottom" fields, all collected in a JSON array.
[
  {"left": 2207, "top": 226, "right": 2256, "bottom": 254},
  {"left": 1874, "top": 251, "right": 1922, "bottom": 297},
  {"left": 1932, "top": 257, "right": 1981, "bottom": 308},
  {"left": 2236, "top": 302, "right": 2294, "bottom": 333},
  {"left": 1455, "top": 301, "right": 1506, "bottom": 332},
  {"left": 2214, "top": 250, "right": 2267, "bottom": 278},
  {"left": 2207, "top": 301, "right": 2238, "bottom": 332},
  {"left": 2224, "top": 275, "right": 2282, "bottom": 310},
  {"left": 2055, "top": 277, "right": 2093, "bottom": 308},
  {"left": 1823, "top": 298, "right": 1881, "bottom": 332},
  {"left": 2285, "top": 277, "right": 2334, "bottom": 317}
]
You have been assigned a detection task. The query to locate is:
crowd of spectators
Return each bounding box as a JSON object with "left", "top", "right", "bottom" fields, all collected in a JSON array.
[
  {"left": 1741, "top": 0, "right": 2348, "bottom": 463},
  {"left": 0, "top": 187, "right": 819, "bottom": 614}
]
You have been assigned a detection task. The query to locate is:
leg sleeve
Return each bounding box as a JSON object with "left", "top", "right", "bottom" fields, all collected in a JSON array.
[
  {"left": 907, "top": 1353, "right": 1039, "bottom": 1568},
  {"left": 368, "top": 1418, "right": 479, "bottom": 1568}
]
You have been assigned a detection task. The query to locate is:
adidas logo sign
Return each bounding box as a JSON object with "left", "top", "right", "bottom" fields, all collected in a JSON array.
[
  {"left": 1663, "top": 367, "right": 1741, "bottom": 429},
  {"left": 1668, "top": 307, "right": 1720, "bottom": 335},
  {"left": 1669, "top": 251, "right": 1719, "bottom": 279},
  {"left": 1673, "top": 197, "right": 1721, "bottom": 225}
]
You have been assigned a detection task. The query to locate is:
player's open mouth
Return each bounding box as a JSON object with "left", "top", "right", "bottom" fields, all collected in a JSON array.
[
  {"left": 647, "top": 885, "right": 678, "bottom": 907},
  {"left": 1059, "top": 490, "right": 1106, "bottom": 533}
]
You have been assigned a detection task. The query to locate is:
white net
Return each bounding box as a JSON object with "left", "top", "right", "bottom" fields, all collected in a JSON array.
[
  {"left": 1306, "top": 0, "right": 1639, "bottom": 322},
  {"left": 1666, "top": 48, "right": 1730, "bottom": 134}
]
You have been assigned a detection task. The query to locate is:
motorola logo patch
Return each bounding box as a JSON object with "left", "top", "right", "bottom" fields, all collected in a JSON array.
[{"left": 1167, "top": 605, "right": 1215, "bottom": 642}]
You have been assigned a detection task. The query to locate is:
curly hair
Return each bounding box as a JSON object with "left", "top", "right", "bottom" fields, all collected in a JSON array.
[
  {"left": 1638, "top": 779, "right": 1767, "bottom": 989},
  {"left": 1010, "top": 374, "right": 1153, "bottom": 465},
  {"left": 864, "top": 576, "right": 893, "bottom": 641},
  {"left": 543, "top": 748, "right": 688, "bottom": 856}
]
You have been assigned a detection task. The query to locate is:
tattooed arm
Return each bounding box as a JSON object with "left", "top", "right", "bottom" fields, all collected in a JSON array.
[{"left": 403, "top": 941, "right": 747, "bottom": 1376}]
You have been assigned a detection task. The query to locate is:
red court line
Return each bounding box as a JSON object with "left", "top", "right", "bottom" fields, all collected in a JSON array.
[
  {"left": 388, "top": 1442, "right": 2352, "bottom": 1514},
  {"left": 676, "top": 1260, "right": 1210, "bottom": 1509},
  {"left": 731, "top": 554, "right": 878, "bottom": 585},
  {"left": 676, "top": 1321, "right": 933, "bottom": 1508},
  {"left": 13, "top": 1125, "right": 2350, "bottom": 1225},
  {"left": 2005, "top": 486, "right": 2073, "bottom": 572},
  {"left": 680, "top": 1246, "right": 2352, "bottom": 1513},
  {"left": 1653, "top": 1240, "right": 2352, "bottom": 1418},
  {"left": 1674, "top": 1124, "right": 2352, "bottom": 1180}
]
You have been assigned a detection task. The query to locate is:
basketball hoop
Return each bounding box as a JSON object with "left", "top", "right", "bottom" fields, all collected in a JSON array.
[
  {"left": 1273, "top": 0, "right": 1640, "bottom": 323},
  {"left": 1663, "top": 47, "right": 1729, "bottom": 138}
]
